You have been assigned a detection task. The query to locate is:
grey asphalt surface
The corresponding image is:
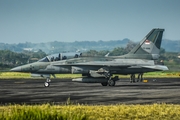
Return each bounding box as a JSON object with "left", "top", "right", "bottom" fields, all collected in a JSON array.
[{"left": 0, "top": 78, "right": 180, "bottom": 105}]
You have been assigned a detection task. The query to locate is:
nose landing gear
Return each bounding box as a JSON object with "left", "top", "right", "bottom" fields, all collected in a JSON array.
[{"left": 44, "top": 77, "right": 51, "bottom": 87}]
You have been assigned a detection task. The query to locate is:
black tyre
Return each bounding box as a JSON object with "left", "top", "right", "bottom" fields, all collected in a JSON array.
[
  {"left": 108, "top": 80, "right": 115, "bottom": 86},
  {"left": 44, "top": 82, "right": 50, "bottom": 87}
]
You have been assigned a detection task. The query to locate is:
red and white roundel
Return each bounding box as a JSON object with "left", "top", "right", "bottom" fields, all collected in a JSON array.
[{"left": 145, "top": 40, "right": 150, "bottom": 44}]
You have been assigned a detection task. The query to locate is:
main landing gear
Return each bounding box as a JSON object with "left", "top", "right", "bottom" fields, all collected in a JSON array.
[
  {"left": 130, "top": 73, "right": 143, "bottom": 83},
  {"left": 44, "top": 77, "right": 51, "bottom": 87}
]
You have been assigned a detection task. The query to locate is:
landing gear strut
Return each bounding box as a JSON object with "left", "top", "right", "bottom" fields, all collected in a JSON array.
[
  {"left": 137, "top": 73, "right": 143, "bottom": 82},
  {"left": 130, "top": 73, "right": 144, "bottom": 83},
  {"left": 130, "top": 74, "right": 136, "bottom": 83}
]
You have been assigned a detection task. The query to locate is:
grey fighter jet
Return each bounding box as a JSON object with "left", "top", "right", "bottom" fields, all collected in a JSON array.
[{"left": 11, "top": 28, "right": 168, "bottom": 87}]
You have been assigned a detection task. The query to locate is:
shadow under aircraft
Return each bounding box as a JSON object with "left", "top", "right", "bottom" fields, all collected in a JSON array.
[{"left": 11, "top": 28, "right": 168, "bottom": 87}]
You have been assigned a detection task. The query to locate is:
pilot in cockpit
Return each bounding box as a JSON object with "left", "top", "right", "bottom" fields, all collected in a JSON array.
[
  {"left": 62, "top": 56, "right": 67, "bottom": 60},
  {"left": 51, "top": 56, "right": 54, "bottom": 61}
]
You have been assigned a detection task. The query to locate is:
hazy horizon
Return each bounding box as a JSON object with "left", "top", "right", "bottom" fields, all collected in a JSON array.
[{"left": 1, "top": 0, "right": 180, "bottom": 44}]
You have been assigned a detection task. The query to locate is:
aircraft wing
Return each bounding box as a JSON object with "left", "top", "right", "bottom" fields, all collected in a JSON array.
[{"left": 52, "top": 61, "right": 168, "bottom": 73}]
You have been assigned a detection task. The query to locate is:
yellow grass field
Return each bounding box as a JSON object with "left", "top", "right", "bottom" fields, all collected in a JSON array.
[
  {"left": 0, "top": 104, "right": 180, "bottom": 120},
  {"left": 0, "top": 71, "right": 180, "bottom": 79}
]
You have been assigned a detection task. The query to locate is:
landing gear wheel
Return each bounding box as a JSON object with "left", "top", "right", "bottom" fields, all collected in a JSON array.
[
  {"left": 44, "top": 82, "right": 50, "bottom": 87},
  {"left": 108, "top": 79, "right": 115, "bottom": 86},
  {"left": 101, "top": 82, "right": 108, "bottom": 86}
]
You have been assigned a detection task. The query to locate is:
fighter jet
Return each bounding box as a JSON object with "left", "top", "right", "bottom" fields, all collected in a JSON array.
[{"left": 11, "top": 28, "right": 168, "bottom": 87}]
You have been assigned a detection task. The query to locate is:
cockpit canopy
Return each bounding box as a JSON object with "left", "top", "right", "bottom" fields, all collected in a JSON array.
[{"left": 38, "top": 52, "right": 82, "bottom": 62}]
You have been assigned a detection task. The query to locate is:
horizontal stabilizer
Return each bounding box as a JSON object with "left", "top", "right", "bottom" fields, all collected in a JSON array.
[{"left": 142, "top": 65, "right": 169, "bottom": 71}]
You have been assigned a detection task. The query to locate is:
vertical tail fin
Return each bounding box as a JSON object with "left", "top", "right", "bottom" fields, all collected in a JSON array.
[{"left": 124, "top": 28, "right": 164, "bottom": 60}]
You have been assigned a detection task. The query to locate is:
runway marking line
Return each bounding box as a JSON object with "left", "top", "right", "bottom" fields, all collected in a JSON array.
[{"left": 14, "top": 82, "right": 25, "bottom": 84}]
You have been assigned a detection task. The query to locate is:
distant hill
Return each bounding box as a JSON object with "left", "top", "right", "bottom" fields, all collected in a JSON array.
[
  {"left": 0, "top": 39, "right": 179, "bottom": 54},
  {"left": 161, "top": 39, "right": 180, "bottom": 52}
]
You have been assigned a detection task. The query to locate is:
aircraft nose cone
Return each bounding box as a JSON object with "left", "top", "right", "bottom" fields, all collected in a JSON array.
[{"left": 10, "top": 66, "right": 22, "bottom": 72}]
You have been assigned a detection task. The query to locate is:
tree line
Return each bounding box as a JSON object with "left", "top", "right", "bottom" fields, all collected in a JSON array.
[{"left": 0, "top": 49, "right": 46, "bottom": 70}]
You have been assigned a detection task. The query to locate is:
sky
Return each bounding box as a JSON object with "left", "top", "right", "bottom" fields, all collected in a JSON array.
[{"left": 0, "top": 0, "right": 180, "bottom": 44}]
